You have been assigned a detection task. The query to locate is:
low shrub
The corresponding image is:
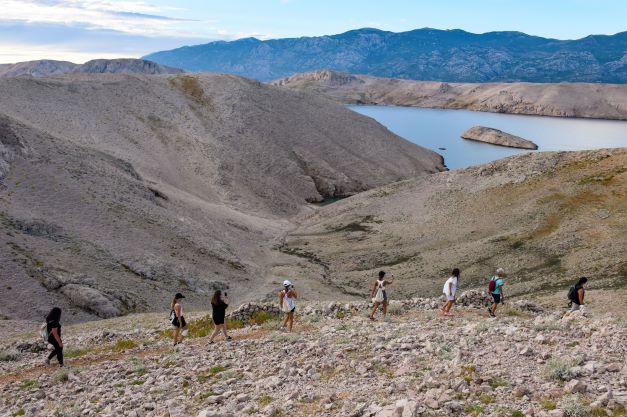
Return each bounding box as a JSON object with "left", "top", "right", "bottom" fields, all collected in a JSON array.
[
  {"left": 537, "top": 396, "right": 557, "bottom": 410},
  {"left": 249, "top": 310, "right": 279, "bottom": 326},
  {"left": 54, "top": 369, "right": 70, "bottom": 383},
  {"left": 544, "top": 357, "right": 577, "bottom": 382},
  {"left": 258, "top": 395, "right": 273, "bottom": 406},
  {"left": 511, "top": 411, "right": 524, "bottom": 417},
  {"left": 0, "top": 348, "right": 20, "bottom": 362},
  {"left": 112, "top": 339, "right": 137, "bottom": 352},
  {"left": 561, "top": 394, "right": 590, "bottom": 417},
  {"left": 480, "top": 394, "right": 495, "bottom": 404}
]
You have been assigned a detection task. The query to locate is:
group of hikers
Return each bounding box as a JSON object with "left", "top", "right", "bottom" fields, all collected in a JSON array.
[{"left": 41, "top": 269, "right": 588, "bottom": 368}]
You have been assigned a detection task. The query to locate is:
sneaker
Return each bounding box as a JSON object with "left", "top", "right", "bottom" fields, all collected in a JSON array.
[
  {"left": 369, "top": 316, "right": 375, "bottom": 321},
  {"left": 487, "top": 307, "right": 494, "bottom": 317},
  {"left": 226, "top": 336, "right": 232, "bottom": 341}
]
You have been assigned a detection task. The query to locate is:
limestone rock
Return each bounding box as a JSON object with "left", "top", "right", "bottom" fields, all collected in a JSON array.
[{"left": 461, "top": 126, "right": 538, "bottom": 149}]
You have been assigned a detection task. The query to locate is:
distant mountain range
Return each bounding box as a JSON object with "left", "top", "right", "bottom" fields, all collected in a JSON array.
[
  {"left": 0, "top": 58, "right": 183, "bottom": 78},
  {"left": 144, "top": 28, "right": 627, "bottom": 83}
]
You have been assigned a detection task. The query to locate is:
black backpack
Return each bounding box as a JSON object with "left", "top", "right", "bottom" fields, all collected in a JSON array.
[{"left": 567, "top": 285, "right": 578, "bottom": 302}]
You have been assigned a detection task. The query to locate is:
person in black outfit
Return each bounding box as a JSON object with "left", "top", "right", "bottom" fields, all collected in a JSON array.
[
  {"left": 45, "top": 307, "right": 64, "bottom": 367},
  {"left": 208, "top": 290, "right": 232, "bottom": 344}
]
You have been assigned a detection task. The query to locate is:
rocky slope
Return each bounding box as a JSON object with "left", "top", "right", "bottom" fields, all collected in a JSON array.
[
  {"left": 0, "top": 73, "right": 443, "bottom": 322},
  {"left": 461, "top": 127, "right": 538, "bottom": 150},
  {"left": 0, "top": 297, "right": 625, "bottom": 417},
  {"left": 272, "top": 70, "right": 627, "bottom": 120},
  {"left": 0, "top": 59, "right": 183, "bottom": 78},
  {"left": 144, "top": 28, "right": 627, "bottom": 83},
  {"left": 278, "top": 149, "right": 627, "bottom": 300}
]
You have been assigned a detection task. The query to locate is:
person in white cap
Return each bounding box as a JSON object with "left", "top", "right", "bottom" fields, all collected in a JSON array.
[{"left": 279, "top": 280, "right": 298, "bottom": 332}]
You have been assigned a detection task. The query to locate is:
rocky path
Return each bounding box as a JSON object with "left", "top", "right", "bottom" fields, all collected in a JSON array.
[{"left": 1, "top": 301, "right": 625, "bottom": 417}]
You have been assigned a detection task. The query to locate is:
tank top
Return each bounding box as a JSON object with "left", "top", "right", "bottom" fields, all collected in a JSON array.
[
  {"left": 284, "top": 291, "right": 296, "bottom": 310},
  {"left": 377, "top": 279, "right": 386, "bottom": 291}
]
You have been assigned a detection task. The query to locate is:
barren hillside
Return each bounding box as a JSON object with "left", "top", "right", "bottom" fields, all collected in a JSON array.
[
  {"left": 280, "top": 149, "right": 627, "bottom": 299},
  {"left": 272, "top": 70, "right": 627, "bottom": 120},
  {"left": 0, "top": 73, "right": 443, "bottom": 322},
  {"left": 0, "top": 59, "right": 183, "bottom": 78}
]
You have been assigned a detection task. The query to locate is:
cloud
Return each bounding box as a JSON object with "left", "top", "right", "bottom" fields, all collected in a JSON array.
[{"left": 0, "top": 0, "right": 197, "bottom": 37}]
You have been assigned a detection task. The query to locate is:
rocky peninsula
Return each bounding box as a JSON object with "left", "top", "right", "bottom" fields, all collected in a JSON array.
[
  {"left": 461, "top": 126, "right": 538, "bottom": 149},
  {"left": 272, "top": 70, "right": 627, "bottom": 120}
]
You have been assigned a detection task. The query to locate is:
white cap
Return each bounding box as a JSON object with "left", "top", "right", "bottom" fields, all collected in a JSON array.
[
  {"left": 496, "top": 268, "right": 505, "bottom": 275},
  {"left": 283, "top": 280, "right": 292, "bottom": 286}
]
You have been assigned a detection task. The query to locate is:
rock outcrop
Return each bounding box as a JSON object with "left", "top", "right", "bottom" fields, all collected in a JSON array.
[
  {"left": 461, "top": 126, "right": 538, "bottom": 149},
  {"left": 272, "top": 70, "right": 627, "bottom": 120}
]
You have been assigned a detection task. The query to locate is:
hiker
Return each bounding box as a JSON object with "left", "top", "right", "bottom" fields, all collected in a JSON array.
[
  {"left": 487, "top": 268, "right": 505, "bottom": 318},
  {"left": 208, "top": 290, "right": 232, "bottom": 344},
  {"left": 567, "top": 277, "right": 588, "bottom": 313},
  {"left": 170, "top": 293, "right": 187, "bottom": 346},
  {"left": 279, "top": 280, "right": 297, "bottom": 332},
  {"left": 441, "top": 268, "right": 460, "bottom": 316},
  {"left": 369, "top": 270, "right": 395, "bottom": 321},
  {"left": 45, "top": 307, "right": 64, "bottom": 367}
]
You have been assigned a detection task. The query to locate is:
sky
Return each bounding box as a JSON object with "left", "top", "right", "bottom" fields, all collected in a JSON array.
[{"left": 1, "top": 0, "right": 626, "bottom": 64}]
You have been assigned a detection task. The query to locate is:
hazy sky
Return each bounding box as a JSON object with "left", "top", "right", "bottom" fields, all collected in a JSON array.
[{"left": 1, "top": 0, "right": 626, "bottom": 64}]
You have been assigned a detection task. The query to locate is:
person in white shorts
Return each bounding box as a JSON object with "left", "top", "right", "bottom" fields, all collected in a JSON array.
[{"left": 441, "top": 268, "right": 460, "bottom": 316}]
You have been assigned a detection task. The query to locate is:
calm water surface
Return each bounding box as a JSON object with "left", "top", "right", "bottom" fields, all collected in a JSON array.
[{"left": 349, "top": 106, "right": 627, "bottom": 169}]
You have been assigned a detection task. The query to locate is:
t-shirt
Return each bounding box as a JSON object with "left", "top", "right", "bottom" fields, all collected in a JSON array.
[
  {"left": 46, "top": 320, "right": 61, "bottom": 340},
  {"left": 492, "top": 278, "right": 504, "bottom": 295},
  {"left": 211, "top": 300, "right": 228, "bottom": 323},
  {"left": 443, "top": 276, "right": 458, "bottom": 297}
]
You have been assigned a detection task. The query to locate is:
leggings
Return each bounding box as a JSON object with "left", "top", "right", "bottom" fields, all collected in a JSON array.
[{"left": 48, "top": 338, "right": 64, "bottom": 365}]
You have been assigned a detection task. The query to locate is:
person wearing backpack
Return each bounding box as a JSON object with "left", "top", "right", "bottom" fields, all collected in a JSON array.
[
  {"left": 279, "top": 280, "right": 297, "bottom": 332},
  {"left": 567, "top": 277, "right": 588, "bottom": 313},
  {"left": 441, "top": 268, "right": 460, "bottom": 316},
  {"left": 208, "top": 290, "right": 232, "bottom": 344},
  {"left": 487, "top": 268, "right": 505, "bottom": 318},
  {"left": 369, "top": 270, "right": 395, "bottom": 321},
  {"left": 44, "top": 307, "right": 64, "bottom": 367},
  {"left": 170, "top": 293, "right": 187, "bottom": 346}
]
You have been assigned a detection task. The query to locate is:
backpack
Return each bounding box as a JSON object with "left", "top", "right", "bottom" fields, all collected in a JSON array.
[
  {"left": 40, "top": 322, "right": 49, "bottom": 342},
  {"left": 373, "top": 281, "right": 385, "bottom": 303},
  {"left": 488, "top": 276, "right": 497, "bottom": 293},
  {"left": 567, "top": 285, "right": 578, "bottom": 303},
  {"left": 169, "top": 310, "right": 177, "bottom": 325}
]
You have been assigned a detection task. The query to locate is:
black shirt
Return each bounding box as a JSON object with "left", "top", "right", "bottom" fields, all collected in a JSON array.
[
  {"left": 211, "top": 301, "right": 228, "bottom": 324},
  {"left": 47, "top": 320, "right": 61, "bottom": 340}
]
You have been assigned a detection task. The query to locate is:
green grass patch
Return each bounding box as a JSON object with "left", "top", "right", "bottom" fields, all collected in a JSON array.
[
  {"left": 489, "top": 376, "right": 509, "bottom": 389},
  {"left": 465, "top": 404, "right": 485, "bottom": 416},
  {"left": 460, "top": 364, "right": 476, "bottom": 383},
  {"left": 544, "top": 357, "right": 577, "bottom": 382},
  {"left": 208, "top": 365, "right": 227, "bottom": 375},
  {"left": 20, "top": 379, "right": 39, "bottom": 390},
  {"left": 112, "top": 339, "right": 137, "bottom": 352},
  {"left": 258, "top": 395, "right": 273, "bottom": 406},
  {"left": 12, "top": 409, "right": 25, "bottom": 416},
  {"left": 537, "top": 396, "right": 557, "bottom": 410},
  {"left": 479, "top": 394, "right": 495, "bottom": 404}
]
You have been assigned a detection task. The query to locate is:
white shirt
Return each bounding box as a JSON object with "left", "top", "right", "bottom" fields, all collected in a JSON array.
[{"left": 443, "top": 276, "right": 458, "bottom": 297}]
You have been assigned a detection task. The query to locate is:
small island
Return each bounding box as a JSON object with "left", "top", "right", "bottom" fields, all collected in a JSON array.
[{"left": 461, "top": 126, "right": 538, "bottom": 149}]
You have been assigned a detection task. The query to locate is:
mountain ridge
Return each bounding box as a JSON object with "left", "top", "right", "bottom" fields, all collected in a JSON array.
[
  {"left": 0, "top": 58, "right": 183, "bottom": 78},
  {"left": 144, "top": 27, "right": 627, "bottom": 83}
]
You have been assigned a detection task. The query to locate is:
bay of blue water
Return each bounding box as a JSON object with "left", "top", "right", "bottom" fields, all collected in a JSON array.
[{"left": 349, "top": 106, "right": 627, "bottom": 169}]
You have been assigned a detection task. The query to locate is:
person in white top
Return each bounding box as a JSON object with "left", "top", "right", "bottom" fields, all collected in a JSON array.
[
  {"left": 441, "top": 268, "right": 460, "bottom": 316},
  {"left": 279, "top": 280, "right": 298, "bottom": 332}
]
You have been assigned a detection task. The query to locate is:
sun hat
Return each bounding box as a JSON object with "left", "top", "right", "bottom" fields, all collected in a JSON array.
[
  {"left": 283, "top": 280, "right": 292, "bottom": 287},
  {"left": 175, "top": 292, "right": 185, "bottom": 299}
]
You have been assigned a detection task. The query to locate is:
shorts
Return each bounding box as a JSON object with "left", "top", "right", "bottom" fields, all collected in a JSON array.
[
  {"left": 491, "top": 293, "right": 501, "bottom": 304},
  {"left": 446, "top": 295, "right": 456, "bottom": 301},
  {"left": 172, "top": 316, "right": 187, "bottom": 328},
  {"left": 213, "top": 318, "right": 225, "bottom": 325},
  {"left": 570, "top": 303, "right": 580, "bottom": 312},
  {"left": 383, "top": 290, "right": 388, "bottom": 301}
]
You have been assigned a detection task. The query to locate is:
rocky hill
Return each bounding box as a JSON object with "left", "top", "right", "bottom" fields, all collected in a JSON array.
[
  {"left": 279, "top": 149, "right": 627, "bottom": 300},
  {"left": 144, "top": 28, "right": 627, "bottom": 83},
  {"left": 272, "top": 70, "right": 627, "bottom": 120},
  {"left": 0, "top": 296, "right": 625, "bottom": 417},
  {"left": 0, "top": 59, "right": 183, "bottom": 78},
  {"left": 0, "top": 73, "right": 443, "bottom": 322}
]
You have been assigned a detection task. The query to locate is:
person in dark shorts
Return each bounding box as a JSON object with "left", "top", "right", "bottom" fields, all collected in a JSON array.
[
  {"left": 369, "top": 270, "right": 395, "bottom": 321},
  {"left": 170, "top": 293, "right": 187, "bottom": 346},
  {"left": 208, "top": 290, "right": 232, "bottom": 344},
  {"left": 488, "top": 268, "right": 505, "bottom": 318},
  {"left": 45, "top": 307, "right": 64, "bottom": 367},
  {"left": 565, "top": 277, "right": 588, "bottom": 316}
]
